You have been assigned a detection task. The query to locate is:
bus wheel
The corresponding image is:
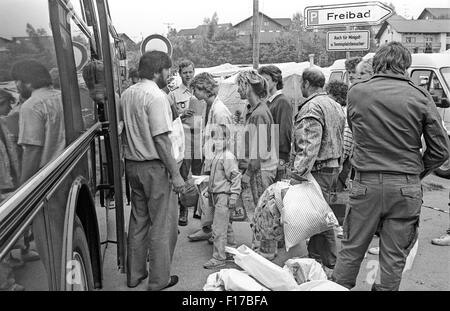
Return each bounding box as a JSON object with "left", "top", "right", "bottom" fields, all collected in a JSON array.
[
  {"left": 71, "top": 216, "right": 95, "bottom": 291},
  {"left": 435, "top": 158, "right": 450, "bottom": 179}
]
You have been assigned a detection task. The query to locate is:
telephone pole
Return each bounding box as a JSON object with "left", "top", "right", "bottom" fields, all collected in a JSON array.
[{"left": 252, "top": 0, "right": 260, "bottom": 69}]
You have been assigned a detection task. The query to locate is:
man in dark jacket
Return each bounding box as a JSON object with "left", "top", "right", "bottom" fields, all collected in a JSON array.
[
  {"left": 332, "top": 42, "right": 450, "bottom": 291},
  {"left": 258, "top": 65, "right": 293, "bottom": 181}
]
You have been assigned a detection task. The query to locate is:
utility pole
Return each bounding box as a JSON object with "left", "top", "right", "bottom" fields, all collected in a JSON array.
[
  {"left": 346, "top": 25, "right": 351, "bottom": 59},
  {"left": 252, "top": 0, "right": 260, "bottom": 69},
  {"left": 164, "top": 22, "right": 174, "bottom": 36}
]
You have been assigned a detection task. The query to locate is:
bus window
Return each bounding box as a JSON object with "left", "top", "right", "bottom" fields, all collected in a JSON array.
[{"left": 69, "top": 19, "right": 96, "bottom": 129}]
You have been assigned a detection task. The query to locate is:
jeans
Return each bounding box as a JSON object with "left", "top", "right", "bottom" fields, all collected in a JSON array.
[
  {"left": 308, "top": 168, "right": 340, "bottom": 269},
  {"left": 332, "top": 172, "right": 422, "bottom": 291}
]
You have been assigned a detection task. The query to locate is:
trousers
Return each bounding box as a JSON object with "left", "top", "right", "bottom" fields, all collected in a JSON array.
[
  {"left": 209, "top": 193, "right": 236, "bottom": 261},
  {"left": 125, "top": 160, "right": 178, "bottom": 291},
  {"left": 308, "top": 168, "right": 339, "bottom": 269},
  {"left": 332, "top": 171, "right": 422, "bottom": 291}
]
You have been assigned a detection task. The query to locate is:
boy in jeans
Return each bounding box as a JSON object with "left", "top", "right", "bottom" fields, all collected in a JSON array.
[{"left": 204, "top": 124, "right": 241, "bottom": 269}]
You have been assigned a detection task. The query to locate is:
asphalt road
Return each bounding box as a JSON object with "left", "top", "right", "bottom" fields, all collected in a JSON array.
[{"left": 100, "top": 173, "right": 450, "bottom": 291}]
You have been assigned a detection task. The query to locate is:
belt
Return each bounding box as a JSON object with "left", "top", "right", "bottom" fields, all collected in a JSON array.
[
  {"left": 311, "top": 159, "right": 340, "bottom": 172},
  {"left": 354, "top": 171, "right": 420, "bottom": 183},
  {"left": 125, "top": 158, "right": 162, "bottom": 164}
]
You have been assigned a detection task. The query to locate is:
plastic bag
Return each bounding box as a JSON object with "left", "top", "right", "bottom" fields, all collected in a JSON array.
[
  {"left": 225, "top": 245, "right": 299, "bottom": 291},
  {"left": 203, "top": 269, "right": 270, "bottom": 291},
  {"left": 283, "top": 258, "right": 327, "bottom": 285},
  {"left": 203, "top": 272, "right": 224, "bottom": 291},
  {"left": 179, "top": 181, "right": 199, "bottom": 208},
  {"left": 295, "top": 280, "right": 349, "bottom": 291},
  {"left": 281, "top": 174, "right": 339, "bottom": 251}
]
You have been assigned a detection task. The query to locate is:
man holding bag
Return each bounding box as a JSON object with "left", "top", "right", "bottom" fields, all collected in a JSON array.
[{"left": 290, "top": 68, "right": 345, "bottom": 271}]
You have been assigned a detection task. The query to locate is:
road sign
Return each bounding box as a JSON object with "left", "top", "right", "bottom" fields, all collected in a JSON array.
[
  {"left": 327, "top": 30, "right": 370, "bottom": 51},
  {"left": 305, "top": 1, "right": 393, "bottom": 29}
]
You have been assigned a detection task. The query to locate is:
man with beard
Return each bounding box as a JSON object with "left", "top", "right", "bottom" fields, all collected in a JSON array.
[
  {"left": 120, "top": 51, "right": 185, "bottom": 291},
  {"left": 291, "top": 68, "right": 345, "bottom": 272}
]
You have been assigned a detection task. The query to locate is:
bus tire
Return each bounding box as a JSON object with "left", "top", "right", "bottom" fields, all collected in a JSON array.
[
  {"left": 435, "top": 158, "right": 450, "bottom": 179},
  {"left": 71, "top": 216, "right": 95, "bottom": 291}
]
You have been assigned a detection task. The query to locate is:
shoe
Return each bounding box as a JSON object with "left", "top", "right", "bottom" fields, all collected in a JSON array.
[
  {"left": 226, "top": 254, "right": 234, "bottom": 261},
  {"left": 188, "top": 229, "right": 212, "bottom": 242},
  {"left": 5, "top": 254, "right": 25, "bottom": 269},
  {"left": 161, "top": 275, "right": 179, "bottom": 290},
  {"left": 431, "top": 234, "right": 450, "bottom": 246},
  {"left": 368, "top": 247, "right": 380, "bottom": 255},
  {"left": 203, "top": 258, "right": 226, "bottom": 269},
  {"left": 336, "top": 226, "right": 344, "bottom": 239},
  {"left": 21, "top": 249, "right": 40, "bottom": 262},
  {"left": 0, "top": 281, "right": 25, "bottom": 291},
  {"left": 127, "top": 272, "right": 148, "bottom": 288}
]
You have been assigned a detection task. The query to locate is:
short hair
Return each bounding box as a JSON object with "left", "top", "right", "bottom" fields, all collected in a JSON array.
[
  {"left": 189, "top": 72, "right": 218, "bottom": 97},
  {"left": 302, "top": 68, "right": 325, "bottom": 88},
  {"left": 178, "top": 59, "right": 195, "bottom": 74},
  {"left": 325, "top": 80, "right": 348, "bottom": 107},
  {"left": 138, "top": 51, "right": 172, "bottom": 81},
  {"left": 373, "top": 41, "right": 411, "bottom": 75},
  {"left": 236, "top": 69, "right": 268, "bottom": 99},
  {"left": 10, "top": 60, "right": 52, "bottom": 89},
  {"left": 258, "top": 65, "right": 283, "bottom": 90},
  {"left": 345, "top": 56, "right": 363, "bottom": 74},
  {"left": 0, "top": 89, "right": 15, "bottom": 106},
  {"left": 49, "top": 68, "right": 61, "bottom": 89},
  {"left": 82, "top": 60, "right": 104, "bottom": 91}
]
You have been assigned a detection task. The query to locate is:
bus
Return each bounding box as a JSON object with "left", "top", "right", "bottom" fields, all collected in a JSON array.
[{"left": 0, "top": 0, "right": 126, "bottom": 290}]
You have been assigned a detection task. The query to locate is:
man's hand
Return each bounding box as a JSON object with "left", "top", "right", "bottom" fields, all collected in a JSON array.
[
  {"left": 229, "top": 195, "right": 238, "bottom": 210},
  {"left": 172, "top": 174, "right": 186, "bottom": 194}
]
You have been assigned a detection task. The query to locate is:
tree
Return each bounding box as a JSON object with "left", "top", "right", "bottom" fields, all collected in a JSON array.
[{"left": 204, "top": 12, "right": 219, "bottom": 40}]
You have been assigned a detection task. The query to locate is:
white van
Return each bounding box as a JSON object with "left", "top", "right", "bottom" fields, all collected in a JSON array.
[{"left": 327, "top": 53, "right": 450, "bottom": 178}]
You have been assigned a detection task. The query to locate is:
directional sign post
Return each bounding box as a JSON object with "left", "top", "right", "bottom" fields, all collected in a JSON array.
[
  {"left": 305, "top": 1, "right": 393, "bottom": 29},
  {"left": 327, "top": 30, "right": 370, "bottom": 51}
]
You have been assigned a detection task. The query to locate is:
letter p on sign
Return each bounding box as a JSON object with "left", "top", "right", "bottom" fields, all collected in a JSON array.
[{"left": 309, "top": 10, "right": 319, "bottom": 25}]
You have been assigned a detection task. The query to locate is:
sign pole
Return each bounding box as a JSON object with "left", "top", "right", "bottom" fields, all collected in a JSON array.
[
  {"left": 252, "top": 0, "right": 260, "bottom": 69},
  {"left": 346, "top": 26, "right": 351, "bottom": 59}
]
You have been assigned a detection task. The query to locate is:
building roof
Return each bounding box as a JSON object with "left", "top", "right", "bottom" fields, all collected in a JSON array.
[
  {"left": 178, "top": 23, "right": 232, "bottom": 37},
  {"left": 375, "top": 19, "right": 450, "bottom": 39},
  {"left": 418, "top": 8, "right": 450, "bottom": 19},
  {"left": 233, "top": 12, "right": 291, "bottom": 29}
]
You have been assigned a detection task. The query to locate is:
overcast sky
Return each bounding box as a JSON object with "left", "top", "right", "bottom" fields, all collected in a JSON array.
[{"left": 109, "top": 0, "right": 450, "bottom": 41}]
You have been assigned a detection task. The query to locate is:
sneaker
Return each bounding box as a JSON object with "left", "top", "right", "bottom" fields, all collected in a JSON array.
[
  {"left": 203, "top": 258, "right": 226, "bottom": 269},
  {"left": 188, "top": 229, "right": 212, "bottom": 242},
  {"left": 336, "top": 226, "right": 344, "bottom": 239},
  {"left": 21, "top": 249, "right": 40, "bottom": 262},
  {"left": 368, "top": 247, "right": 380, "bottom": 255},
  {"left": 431, "top": 234, "right": 450, "bottom": 246}
]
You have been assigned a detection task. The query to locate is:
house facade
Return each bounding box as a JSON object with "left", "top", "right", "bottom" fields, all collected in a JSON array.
[{"left": 233, "top": 13, "right": 291, "bottom": 44}]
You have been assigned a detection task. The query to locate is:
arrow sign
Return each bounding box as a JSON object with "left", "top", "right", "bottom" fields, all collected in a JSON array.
[{"left": 305, "top": 1, "right": 393, "bottom": 28}]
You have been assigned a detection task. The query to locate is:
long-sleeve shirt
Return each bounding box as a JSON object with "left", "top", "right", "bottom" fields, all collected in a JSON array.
[
  {"left": 209, "top": 149, "right": 242, "bottom": 199},
  {"left": 238, "top": 101, "right": 278, "bottom": 172},
  {"left": 267, "top": 91, "right": 293, "bottom": 163},
  {"left": 347, "top": 72, "right": 450, "bottom": 177},
  {"left": 291, "top": 92, "right": 345, "bottom": 177}
]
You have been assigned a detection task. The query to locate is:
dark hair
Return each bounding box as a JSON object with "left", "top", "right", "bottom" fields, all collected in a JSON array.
[
  {"left": 325, "top": 80, "right": 348, "bottom": 107},
  {"left": 10, "top": 60, "right": 52, "bottom": 89},
  {"left": 0, "top": 89, "right": 15, "bottom": 106},
  {"left": 49, "top": 68, "right": 61, "bottom": 89},
  {"left": 178, "top": 59, "right": 195, "bottom": 74},
  {"left": 258, "top": 65, "right": 283, "bottom": 90},
  {"left": 345, "top": 57, "right": 363, "bottom": 74},
  {"left": 373, "top": 41, "right": 411, "bottom": 75},
  {"left": 82, "top": 60, "right": 104, "bottom": 91},
  {"left": 236, "top": 70, "right": 268, "bottom": 99},
  {"left": 302, "top": 68, "right": 325, "bottom": 89},
  {"left": 139, "top": 51, "right": 172, "bottom": 80},
  {"left": 189, "top": 72, "right": 218, "bottom": 97}
]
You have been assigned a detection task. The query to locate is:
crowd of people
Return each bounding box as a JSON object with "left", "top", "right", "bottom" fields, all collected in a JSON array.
[{"left": 1, "top": 40, "right": 449, "bottom": 291}]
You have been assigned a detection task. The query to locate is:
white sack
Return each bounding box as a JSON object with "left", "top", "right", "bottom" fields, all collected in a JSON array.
[{"left": 283, "top": 258, "right": 328, "bottom": 284}]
